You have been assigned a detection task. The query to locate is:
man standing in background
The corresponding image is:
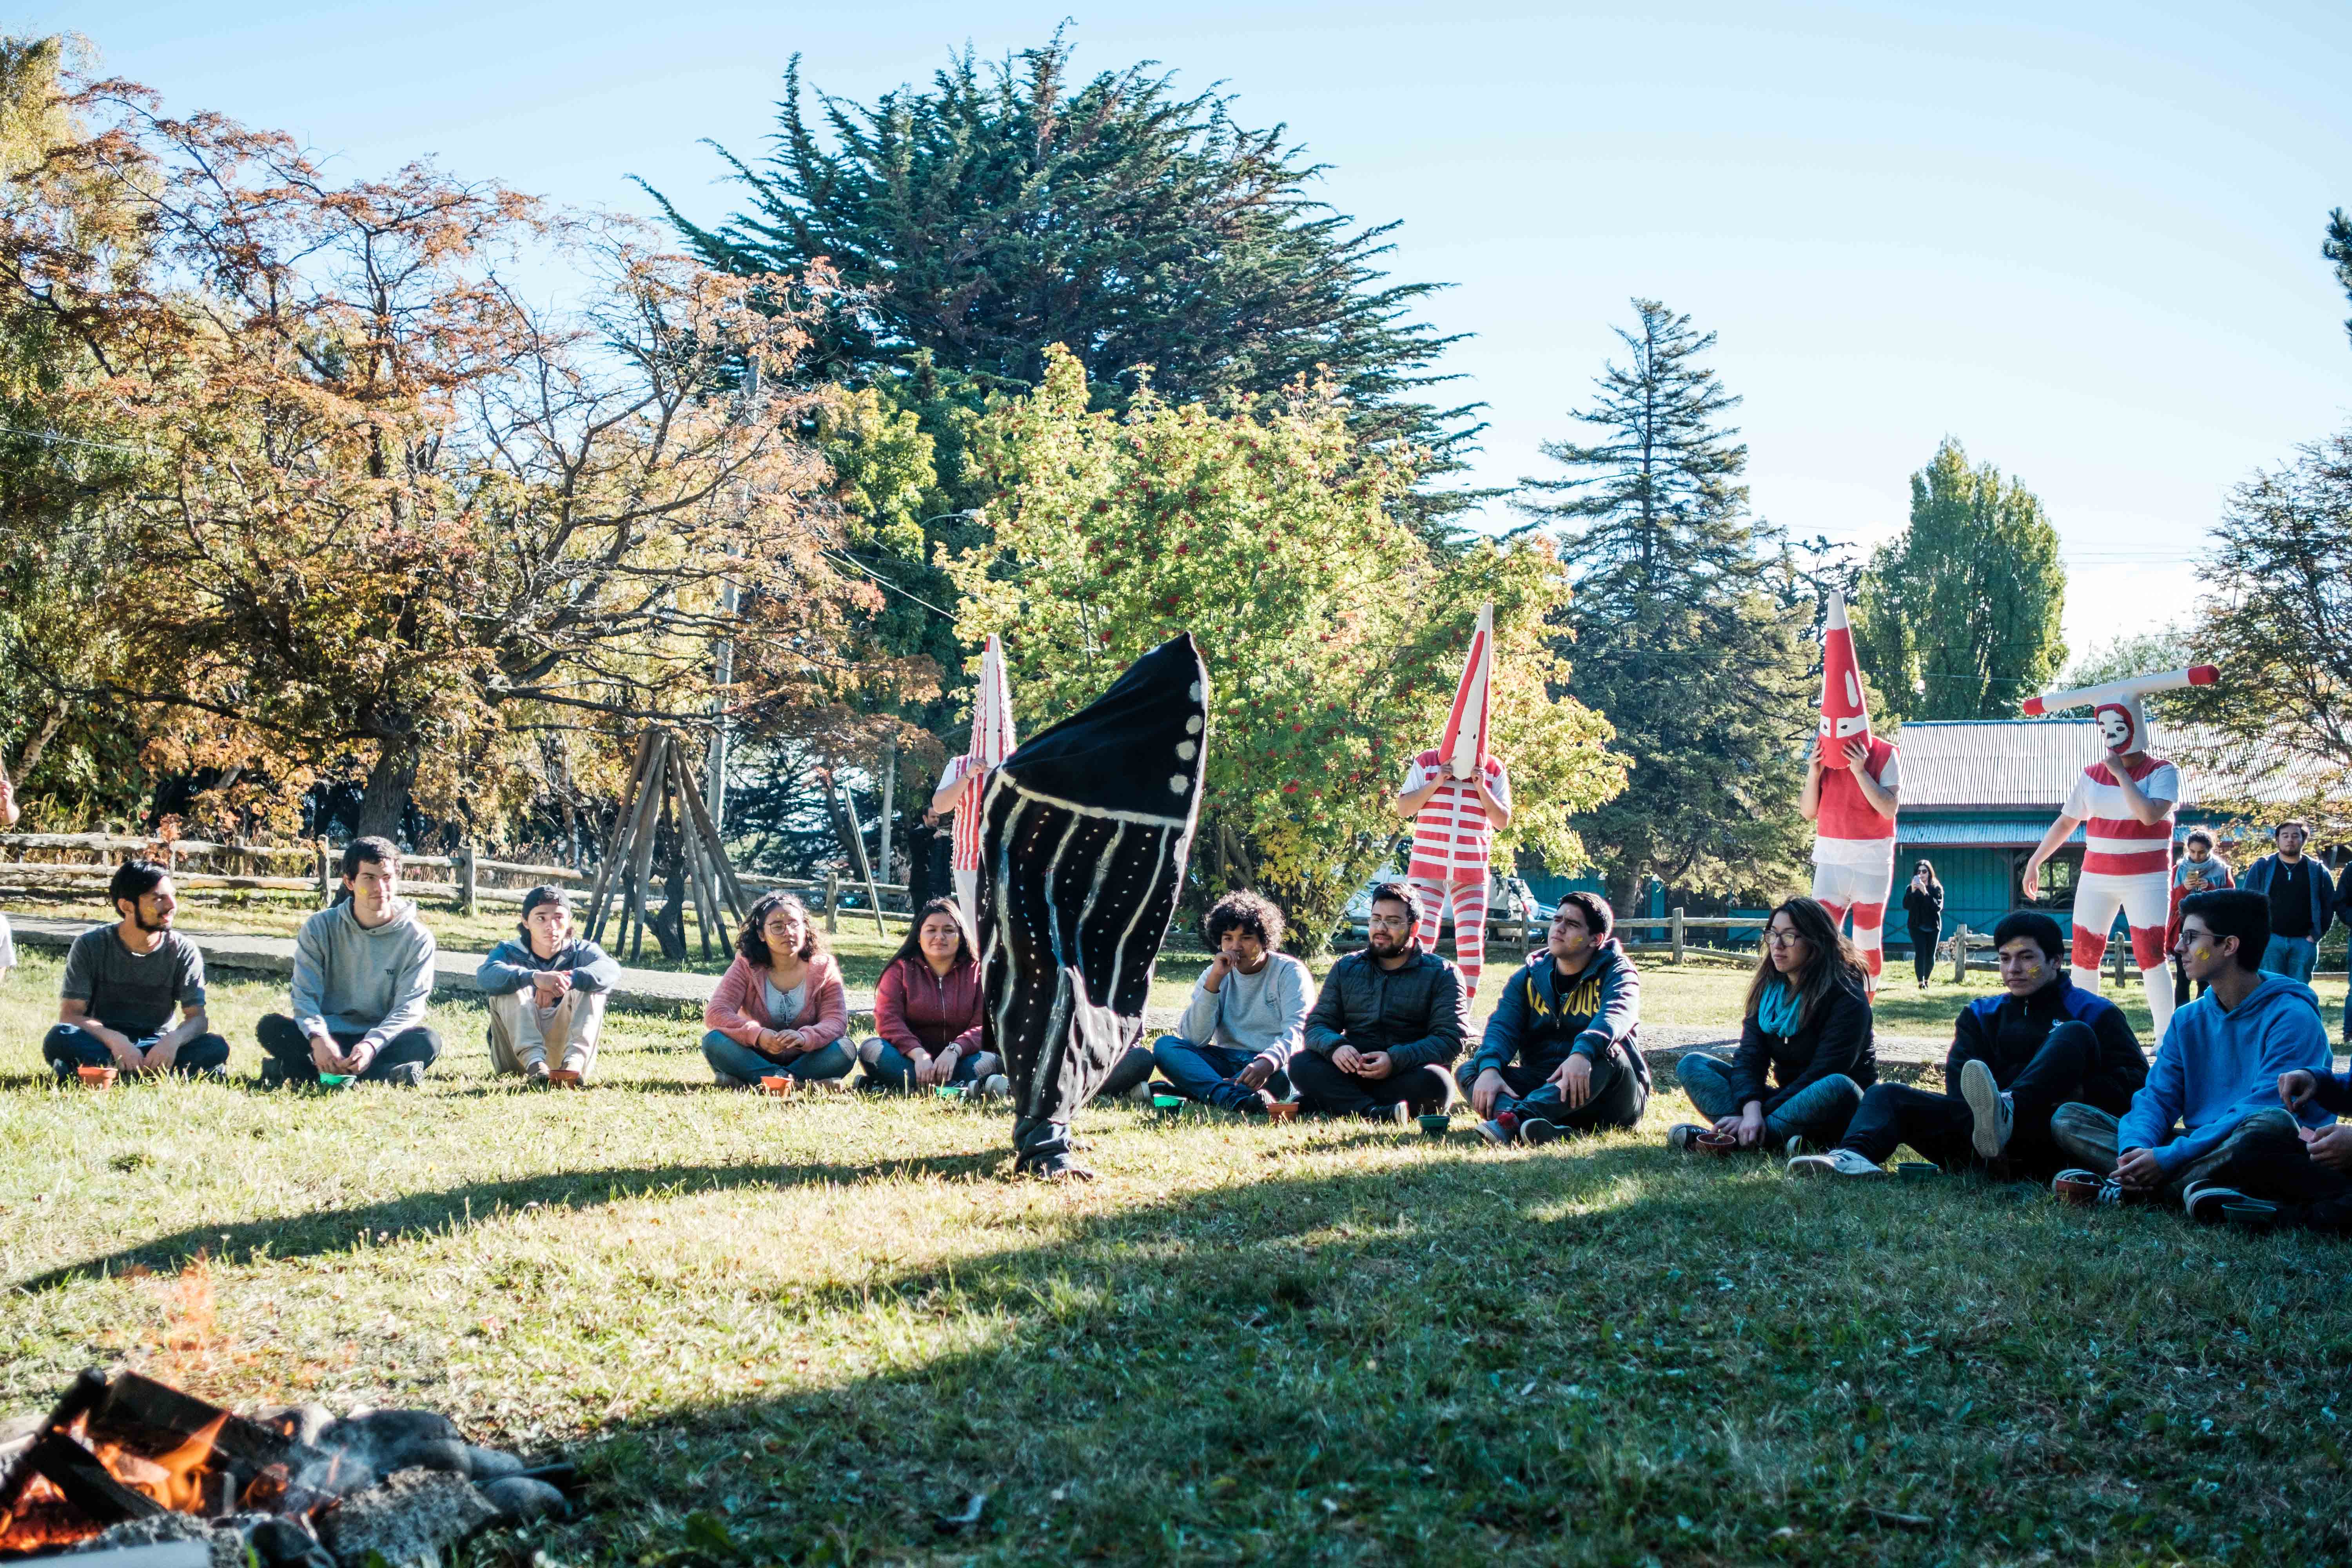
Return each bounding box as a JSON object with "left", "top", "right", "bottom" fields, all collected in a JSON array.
[{"left": 2239, "top": 822, "right": 2332, "bottom": 982}]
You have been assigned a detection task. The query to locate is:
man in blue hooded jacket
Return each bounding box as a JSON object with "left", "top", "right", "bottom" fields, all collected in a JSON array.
[
  {"left": 2051, "top": 889, "right": 2334, "bottom": 1211},
  {"left": 1464, "top": 891, "right": 1647, "bottom": 1145}
]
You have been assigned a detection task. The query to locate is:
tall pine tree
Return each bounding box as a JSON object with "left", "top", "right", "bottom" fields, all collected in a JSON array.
[
  {"left": 642, "top": 31, "right": 1486, "bottom": 538},
  {"left": 1851, "top": 438, "right": 2067, "bottom": 720},
  {"left": 1516, "top": 299, "right": 1813, "bottom": 912}
]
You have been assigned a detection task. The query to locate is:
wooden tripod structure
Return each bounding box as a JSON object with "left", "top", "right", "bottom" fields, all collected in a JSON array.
[{"left": 585, "top": 730, "right": 750, "bottom": 962}]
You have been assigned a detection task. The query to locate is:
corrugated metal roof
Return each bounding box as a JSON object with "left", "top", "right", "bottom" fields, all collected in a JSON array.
[
  {"left": 1894, "top": 818, "right": 2079, "bottom": 847},
  {"left": 1891, "top": 720, "right": 2336, "bottom": 814}
]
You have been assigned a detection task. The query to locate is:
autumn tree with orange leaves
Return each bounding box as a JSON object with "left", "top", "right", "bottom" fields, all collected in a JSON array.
[{"left": 0, "top": 50, "right": 930, "bottom": 842}]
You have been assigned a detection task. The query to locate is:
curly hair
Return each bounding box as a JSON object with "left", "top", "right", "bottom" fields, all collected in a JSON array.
[
  {"left": 737, "top": 890, "right": 824, "bottom": 967},
  {"left": 1204, "top": 889, "right": 1287, "bottom": 952}
]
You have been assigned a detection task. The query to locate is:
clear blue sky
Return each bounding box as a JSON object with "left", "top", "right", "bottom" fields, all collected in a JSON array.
[{"left": 41, "top": 0, "right": 2352, "bottom": 674}]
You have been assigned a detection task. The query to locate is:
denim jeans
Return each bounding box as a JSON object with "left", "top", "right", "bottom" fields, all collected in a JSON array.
[
  {"left": 701, "top": 1029, "right": 853, "bottom": 1087},
  {"left": 860, "top": 1038, "right": 984, "bottom": 1093},
  {"left": 1151, "top": 1036, "right": 1290, "bottom": 1110},
  {"left": 1675, "top": 1051, "right": 1863, "bottom": 1147},
  {"left": 44, "top": 1023, "right": 230, "bottom": 1078},
  {"left": 2261, "top": 934, "right": 2318, "bottom": 982}
]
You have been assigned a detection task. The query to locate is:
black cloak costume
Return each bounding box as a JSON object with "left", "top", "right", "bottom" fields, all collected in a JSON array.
[{"left": 977, "top": 634, "right": 1209, "bottom": 1178}]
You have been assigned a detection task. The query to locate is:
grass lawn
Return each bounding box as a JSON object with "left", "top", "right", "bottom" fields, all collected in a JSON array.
[{"left": 5, "top": 954, "right": 2351, "bottom": 1566}]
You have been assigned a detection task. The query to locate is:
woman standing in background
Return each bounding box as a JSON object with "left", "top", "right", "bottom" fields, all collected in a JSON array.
[{"left": 1901, "top": 859, "right": 1944, "bottom": 991}]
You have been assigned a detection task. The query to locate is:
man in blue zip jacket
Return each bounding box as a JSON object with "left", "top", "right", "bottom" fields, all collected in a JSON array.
[
  {"left": 1464, "top": 891, "right": 1647, "bottom": 1146},
  {"left": 1790, "top": 911, "right": 2144, "bottom": 1177},
  {"left": 2051, "top": 889, "right": 2335, "bottom": 1212}
]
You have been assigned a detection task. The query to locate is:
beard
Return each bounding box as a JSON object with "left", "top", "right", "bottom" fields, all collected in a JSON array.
[
  {"left": 1367, "top": 929, "right": 1404, "bottom": 958},
  {"left": 134, "top": 907, "right": 172, "bottom": 933}
]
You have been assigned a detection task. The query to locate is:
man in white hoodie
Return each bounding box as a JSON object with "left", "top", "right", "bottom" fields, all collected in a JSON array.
[{"left": 257, "top": 836, "right": 441, "bottom": 1087}]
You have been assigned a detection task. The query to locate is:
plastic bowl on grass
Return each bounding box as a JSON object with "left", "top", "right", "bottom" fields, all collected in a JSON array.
[
  {"left": 1266, "top": 1101, "right": 1300, "bottom": 1123},
  {"left": 548, "top": 1069, "right": 583, "bottom": 1088},
  {"left": 317, "top": 1073, "right": 352, "bottom": 1088},
  {"left": 77, "top": 1065, "right": 118, "bottom": 1089},
  {"left": 1898, "top": 1161, "right": 1940, "bottom": 1180},
  {"left": 1417, "top": 1113, "right": 1451, "bottom": 1139},
  {"left": 933, "top": 1084, "right": 968, "bottom": 1101},
  {"left": 1151, "top": 1094, "right": 1183, "bottom": 1113},
  {"left": 760, "top": 1075, "right": 795, "bottom": 1098}
]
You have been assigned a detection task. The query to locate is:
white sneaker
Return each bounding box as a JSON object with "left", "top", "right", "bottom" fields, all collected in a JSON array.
[
  {"left": 1959, "top": 1058, "right": 2013, "bottom": 1161},
  {"left": 1787, "top": 1149, "right": 1885, "bottom": 1178},
  {"left": 979, "top": 1073, "right": 1011, "bottom": 1100}
]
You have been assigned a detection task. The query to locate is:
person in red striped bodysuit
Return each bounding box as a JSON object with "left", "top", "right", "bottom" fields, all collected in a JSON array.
[
  {"left": 1394, "top": 751, "right": 1512, "bottom": 999},
  {"left": 2022, "top": 697, "right": 2185, "bottom": 1042},
  {"left": 929, "top": 753, "right": 989, "bottom": 932},
  {"left": 1800, "top": 592, "right": 1900, "bottom": 996}
]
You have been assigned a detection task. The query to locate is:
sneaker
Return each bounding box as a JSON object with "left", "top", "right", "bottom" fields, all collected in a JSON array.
[
  {"left": 1960, "top": 1059, "right": 2012, "bottom": 1161},
  {"left": 1667, "top": 1123, "right": 1713, "bottom": 1152},
  {"left": 259, "top": 1059, "right": 290, "bottom": 1089},
  {"left": 979, "top": 1073, "right": 1011, "bottom": 1100},
  {"left": 1475, "top": 1111, "right": 1521, "bottom": 1147},
  {"left": 1369, "top": 1101, "right": 1414, "bottom": 1127},
  {"left": 524, "top": 1059, "right": 551, "bottom": 1087},
  {"left": 385, "top": 1062, "right": 426, "bottom": 1089},
  {"left": 1016, "top": 1149, "right": 1096, "bottom": 1182},
  {"left": 1787, "top": 1149, "right": 1886, "bottom": 1178},
  {"left": 1520, "top": 1118, "right": 1563, "bottom": 1147},
  {"left": 2182, "top": 1180, "right": 2253, "bottom": 1223},
  {"left": 2094, "top": 1178, "right": 2148, "bottom": 1207},
  {"left": 1122, "top": 1081, "right": 1154, "bottom": 1106}
]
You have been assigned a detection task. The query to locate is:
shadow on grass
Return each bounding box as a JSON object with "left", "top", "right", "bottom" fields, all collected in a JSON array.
[
  {"left": 521, "top": 1141, "right": 2350, "bottom": 1568},
  {"left": 14, "top": 1152, "right": 1005, "bottom": 1290}
]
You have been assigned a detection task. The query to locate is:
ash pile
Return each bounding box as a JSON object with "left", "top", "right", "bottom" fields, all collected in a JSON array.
[{"left": 0, "top": 1368, "right": 575, "bottom": 1568}]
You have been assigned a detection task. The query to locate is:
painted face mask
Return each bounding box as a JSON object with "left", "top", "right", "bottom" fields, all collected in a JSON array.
[{"left": 1436, "top": 601, "right": 1493, "bottom": 781}]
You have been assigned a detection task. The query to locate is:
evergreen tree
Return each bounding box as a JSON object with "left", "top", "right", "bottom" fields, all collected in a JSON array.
[
  {"left": 1851, "top": 439, "right": 2067, "bottom": 720},
  {"left": 2327, "top": 207, "right": 2352, "bottom": 350},
  {"left": 1515, "top": 299, "right": 1813, "bottom": 913},
  {"left": 641, "top": 32, "right": 1486, "bottom": 537}
]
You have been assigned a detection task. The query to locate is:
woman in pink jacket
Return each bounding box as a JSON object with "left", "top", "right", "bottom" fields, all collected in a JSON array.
[
  {"left": 701, "top": 893, "right": 853, "bottom": 1087},
  {"left": 857, "top": 897, "right": 1004, "bottom": 1094}
]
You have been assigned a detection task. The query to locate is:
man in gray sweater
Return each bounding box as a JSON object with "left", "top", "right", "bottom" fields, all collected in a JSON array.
[
  {"left": 1148, "top": 891, "right": 1313, "bottom": 1114},
  {"left": 257, "top": 837, "right": 441, "bottom": 1088}
]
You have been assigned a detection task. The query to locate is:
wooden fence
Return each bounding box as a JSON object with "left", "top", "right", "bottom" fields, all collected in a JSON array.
[{"left": 0, "top": 834, "right": 586, "bottom": 915}]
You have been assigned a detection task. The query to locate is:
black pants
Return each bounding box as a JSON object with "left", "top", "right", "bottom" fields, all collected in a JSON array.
[
  {"left": 1099, "top": 1043, "right": 1158, "bottom": 1101},
  {"left": 2206, "top": 1126, "right": 2352, "bottom": 1231},
  {"left": 1839, "top": 1020, "right": 2104, "bottom": 1173},
  {"left": 1457, "top": 1048, "right": 1646, "bottom": 1132},
  {"left": 257, "top": 1014, "right": 441, "bottom": 1084},
  {"left": 1909, "top": 930, "right": 1938, "bottom": 985},
  {"left": 1290, "top": 1053, "right": 1454, "bottom": 1120}
]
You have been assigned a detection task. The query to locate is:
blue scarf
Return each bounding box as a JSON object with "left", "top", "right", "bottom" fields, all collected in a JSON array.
[{"left": 1756, "top": 980, "right": 1804, "bottom": 1037}]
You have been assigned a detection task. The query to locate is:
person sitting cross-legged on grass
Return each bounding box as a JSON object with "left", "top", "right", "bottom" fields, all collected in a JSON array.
[
  {"left": 702, "top": 891, "right": 854, "bottom": 1089},
  {"left": 2219, "top": 1064, "right": 2352, "bottom": 1231},
  {"left": 258, "top": 837, "right": 440, "bottom": 1088},
  {"left": 2050, "top": 889, "right": 2333, "bottom": 1214},
  {"left": 1673, "top": 897, "right": 1875, "bottom": 1156},
  {"left": 856, "top": 897, "right": 1003, "bottom": 1096},
  {"left": 1788, "top": 911, "right": 2145, "bottom": 1178},
  {"left": 44, "top": 859, "right": 228, "bottom": 1082},
  {"left": 1144, "top": 890, "right": 1312, "bottom": 1115},
  {"left": 1464, "top": 891, "right": 1648, "bottom": 1147},
  {"left": 475, "top": 885, "right": 618, "bottom": 1085},
  {"left": 1290, "top": 882, "right": 1466, "bottom": 1123}
]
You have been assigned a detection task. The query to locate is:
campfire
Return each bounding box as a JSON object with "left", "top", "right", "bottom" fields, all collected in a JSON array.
[{"left": 0, "top": 1369, "right": 573, "bottom": 1566}]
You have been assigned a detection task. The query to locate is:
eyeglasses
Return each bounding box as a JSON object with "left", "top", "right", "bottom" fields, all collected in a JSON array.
[
  {"left": 1765, "top": 930, "right": 1803, "bottom": 948},
  {"left": 1367, "top": 915, "right": 1413, "bottom": 931}
]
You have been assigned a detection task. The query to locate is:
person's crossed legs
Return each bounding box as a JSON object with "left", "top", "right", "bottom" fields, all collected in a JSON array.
[
  {"left": 1152, "top": 1035, "right": 1289, "bottom": 1112},
  {"left": 256, "top": 1014, "right": 439, "bottom": 1085},
  {"left": 1290, "top": 1051, "right": 1452, "bottom": 1121},
  {"left": 1676, "top": 1051, "right": 1863, "bottom": 1149},
  {"left": 2049, "top": 1102, "right": 2303, "bottom": 1202},
  {"left": 43, "top": 1024, "right": 230, "bottom": 1080}
]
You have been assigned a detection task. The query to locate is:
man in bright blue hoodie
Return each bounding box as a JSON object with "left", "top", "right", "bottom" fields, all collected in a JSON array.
[{"left": 2051, "top": 889, "right": 2334, "bottom": 1212}]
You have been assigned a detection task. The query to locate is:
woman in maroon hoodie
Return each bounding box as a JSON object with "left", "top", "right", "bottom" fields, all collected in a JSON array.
[
  {"left": 858, "top": 898, "right": 1004, "bottom": 1094},
  {"left": 701, "top": 893, "right": 853, "bottom": 1087}
]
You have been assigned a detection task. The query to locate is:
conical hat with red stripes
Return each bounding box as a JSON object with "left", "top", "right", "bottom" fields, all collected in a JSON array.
[
  {"left": 1437, "top": 603, "right": 1494, "bottom": 778},
  {"left": 1817, "top": 590, "right": 1870, "bottom": 768}
]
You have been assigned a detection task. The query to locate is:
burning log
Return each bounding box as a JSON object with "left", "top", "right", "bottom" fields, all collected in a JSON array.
[{"left": 0, "top": 1370, "right": 566, "bottom": 1565}]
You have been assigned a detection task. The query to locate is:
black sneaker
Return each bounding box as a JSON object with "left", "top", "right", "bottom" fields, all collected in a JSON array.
[
  {"left": 386, "top": 1062, "right": 427, "bottom": 1089},
  {"left": 1520, "top": 1118, "right": 1563, "bottom": 1147},
  {"left": 524, "top": 1059, "right": 551, "bottom": 1088},
  {"left": 1016, "top": 1149, "right": 1096, "bottom": 1182},
  {"left": 259, "top": 1059, "right": 290, "bottom": 1089},
  {"left": 2182, "top": 1180, "right": 2252, "bottom": 1223}
]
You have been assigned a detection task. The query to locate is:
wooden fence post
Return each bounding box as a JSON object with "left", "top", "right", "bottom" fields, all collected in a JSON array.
[
  {"left": 456, "top": 843, "right": 478, "bottom": 917},
  {"left": 1952, "top": 924, "right": 1968, "bottom": 984},
  {"left": 2112, "top": 926, "right": 2129, "bottom": 986},
  {"left": 824, "top": 870, "right": 840, "bottom": 933},
  {"left": 314, "top": 840, "right": 332, "bottom": 909},
  {"left": 1670, "top": 906, "right": 1686, "bottom": 965}
]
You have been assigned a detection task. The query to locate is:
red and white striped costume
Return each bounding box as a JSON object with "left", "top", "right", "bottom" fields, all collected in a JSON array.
[
  {"left": 1810, "top": 591, "right": 1898, "bottom": 995},
  {"left": 2022, "top": 665, "right": 2216, "bottom": 1042},
  {"left": 1811, "top": 736, "right": 1900, "bottom": 994},
  {"left": 1402, "top": 749, "right": 1511, "bottom": 996},
  {"left": 941, "top": 634, "right": 1017, "bottom": 933},
  {"left": 2061, "top": 748, "right": 2178, "bottom": 1034}
]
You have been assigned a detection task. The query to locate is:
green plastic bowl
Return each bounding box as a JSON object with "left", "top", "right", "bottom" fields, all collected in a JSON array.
[
  {"left": 1152, "top": 1094, "right": 1183, "bottom": 1110},
  {"left": 318, "top": 1073, "right": 352, "bottom": 1087},
  {"left": 934, "top": 1084, "right": 967, "bottom": 1100}
]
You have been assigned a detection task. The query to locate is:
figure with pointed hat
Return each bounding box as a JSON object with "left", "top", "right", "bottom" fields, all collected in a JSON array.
[
  {"left": 2019, "top": 662, "right": 2219, "bottom": 1041},
  {"left": 978, "top": 635, "right": 1210, "bottom": 1179},
  {"left": 930, "top": 633, "right": 1018, "bottom": 934},
  {"left": 1394, "top": 603, "right": 1512, "bottom": 999},
  {"left": 1800, "top": 592, "right": 1902, "bottom": 996}
]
